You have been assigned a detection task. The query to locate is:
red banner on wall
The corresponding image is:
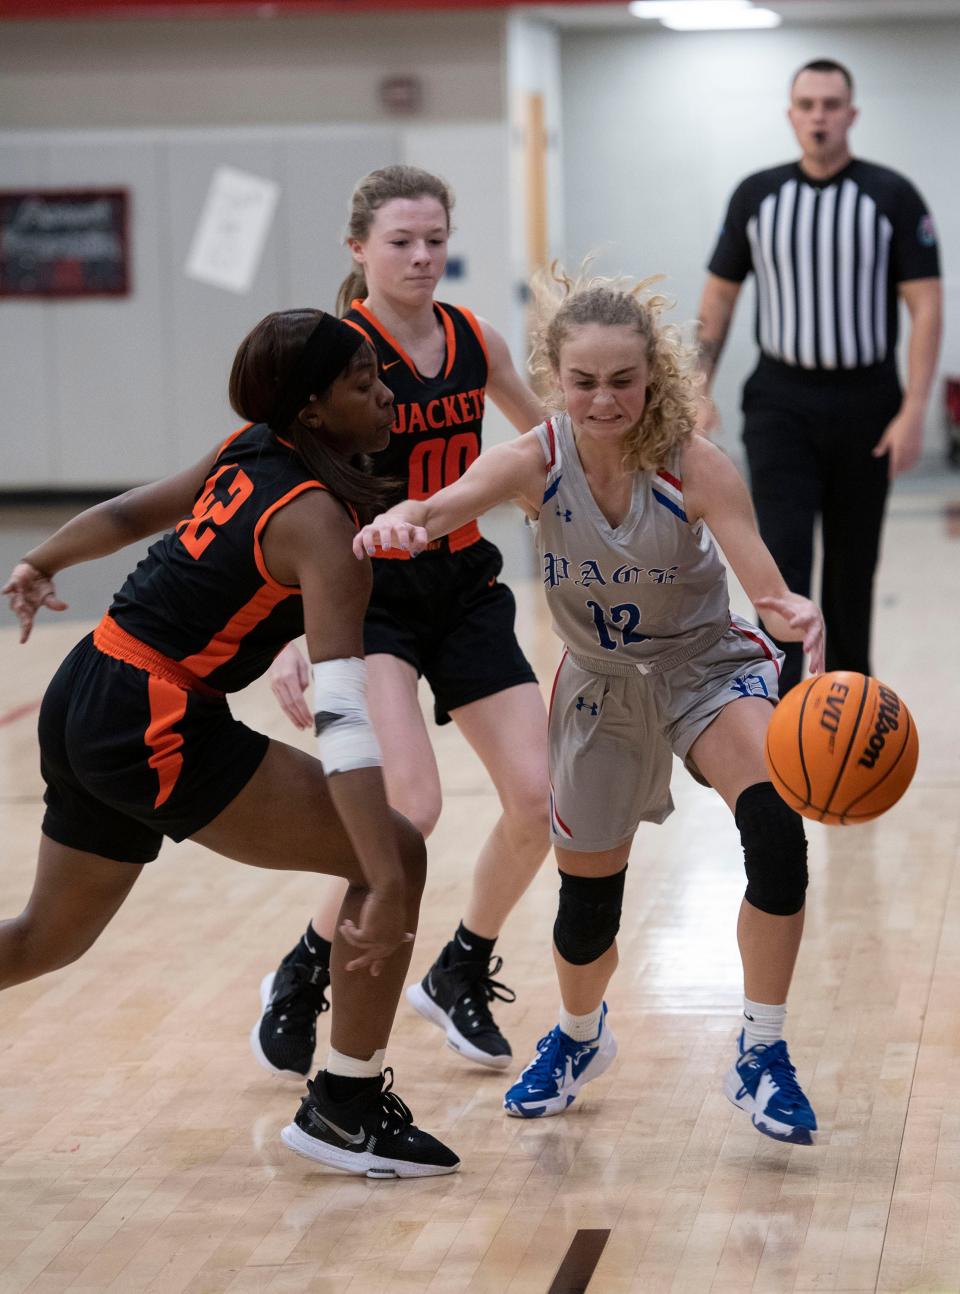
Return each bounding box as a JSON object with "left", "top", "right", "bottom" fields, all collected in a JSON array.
[{"left": 2, "top": 0, "right": 605, "bottom": 17}]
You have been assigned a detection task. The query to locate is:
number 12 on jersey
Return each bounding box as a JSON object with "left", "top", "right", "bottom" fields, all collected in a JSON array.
[{"left": 587, "top": 600, "right": 650, "bottom": 651}]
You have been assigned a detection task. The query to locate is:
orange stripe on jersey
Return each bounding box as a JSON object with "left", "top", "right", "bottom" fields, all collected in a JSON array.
[
  {"left": 349, "top": 299, "right": 462, "bottom": 383},
  {"left": 94, "top": 614, "right": 224, "bottom": 697},
  {"left": 269, "top": 441, "right": 357, "bottom": 528},
  {"left": 145, "top": 676, "right": 187, "bottom": 809},
  {"left": 178, "top": 583, "right": 291, "bottom": 680},
  {"left": 252, "top": 480, "right": 329, "bottom": 590},
  {"left": 448, "top": 520, "right": 481, "bottom": 551},
  {"left": 350, "top": 300, "right": 421, "bottom": 380},
  {"left": 456, "top": 305, "right": 489, "bottom": 367},
  {"left": 434, "top": 304, "right": 458, "bottom": 379},
  {"left": 343, "top": 317, "right": 374, "bottom": 346},
  {"left": 216, "top": 423, "right": 253, "bottom": 458}
]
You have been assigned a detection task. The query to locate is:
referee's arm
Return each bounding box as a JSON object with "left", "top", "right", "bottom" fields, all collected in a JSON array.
[
  {"left": 695, "top": 273, "right": 742, "bottom": 436},
  {"left": 697, "top": 273, "right": 742, "bottom": 392},
  {"left": 873, "top": 276, "right": 942, "bottom": 479}
]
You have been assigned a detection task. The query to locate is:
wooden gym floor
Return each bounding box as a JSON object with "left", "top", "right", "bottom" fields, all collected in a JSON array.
[{"left": 0, "top": 481, "right": 958, "bottom": 1294}]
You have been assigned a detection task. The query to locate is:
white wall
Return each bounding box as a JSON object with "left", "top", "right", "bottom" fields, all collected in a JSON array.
[
  {"left": 0, "top": 125, "right": 404, "bottom": 485},
  {"left": 0, "top": 14, "right": 504, "bottom": 127},
  {"left": 560, "top": 20, "right": 959, "bottom": 465},
  {"left": 0, "top": 13, "right": 517, "bottom": 487},
  {"left": 506, "top": 16, "right": 566, "bottom": 362},
  {"left": 3, "top": 13, "right": 958, "bottom": 486}
]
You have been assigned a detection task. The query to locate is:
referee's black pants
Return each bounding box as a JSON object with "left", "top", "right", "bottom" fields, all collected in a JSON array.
[{"left": 742, "top": 357, "right": 901, "bottom": 694}]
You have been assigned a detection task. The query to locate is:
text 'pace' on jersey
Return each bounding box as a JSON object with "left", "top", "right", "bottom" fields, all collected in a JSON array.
[
  {"left": 344, "top": 299, "right": 488, "bottom": 556},
  {"left": 108, "top": 422, "right": 351, "bottom": 694},
  {"left": 531, "top": 414, "right": 731, "bottom": 671}
]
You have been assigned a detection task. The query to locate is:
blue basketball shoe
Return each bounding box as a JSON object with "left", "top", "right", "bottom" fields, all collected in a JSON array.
[
  {"left": 503, "top": 1004, "right": 617, "bottom": 1118},
  {"left": 724, "top": 1031, "right": 817, "bottom": 1145}
]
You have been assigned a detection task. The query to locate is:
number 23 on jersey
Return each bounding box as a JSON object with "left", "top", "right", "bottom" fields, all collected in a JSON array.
[{"left": 177, "top": 465, "right": 254, "bottom": 560}]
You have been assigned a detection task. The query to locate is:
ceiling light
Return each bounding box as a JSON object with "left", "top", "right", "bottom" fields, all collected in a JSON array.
[
  {"left": 629, "top": 1, "right": 782, "bottom": 29},
  {"left": 629, "top": 1, "right": 751, "bottom": 15}
]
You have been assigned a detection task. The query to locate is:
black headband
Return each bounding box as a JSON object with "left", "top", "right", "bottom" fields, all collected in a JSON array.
[{"left": 268, "top": 313, "right": 366, "bottom": 434}]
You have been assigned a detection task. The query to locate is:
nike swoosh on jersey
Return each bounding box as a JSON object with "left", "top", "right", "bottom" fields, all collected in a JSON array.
[{"left": 382, "top": 359, "right": 402, "bottom": 371}]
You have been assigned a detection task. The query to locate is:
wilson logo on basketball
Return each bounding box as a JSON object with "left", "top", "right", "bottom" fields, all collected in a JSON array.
[
  {"left": 857, "top": 686, "right": 902, "bottom": 770},
  {"left": 764, "top": 670, "right": 918, "bottom": 825}
]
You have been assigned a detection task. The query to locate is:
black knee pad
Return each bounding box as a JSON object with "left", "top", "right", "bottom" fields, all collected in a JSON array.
[
  {"left": 553, "top": 865, "right": 627, "bottom": 965},
  {"left": 735, "top": 782, "right": 808, "bottom": 916}
]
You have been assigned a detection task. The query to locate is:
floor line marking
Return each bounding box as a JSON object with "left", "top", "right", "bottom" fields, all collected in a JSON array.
[
  {"left": 0, "top": 699, "right": 41, "bottom": 728},
  {"left": 548, "top": 1229, "right": 610, "bottom": 1294}
]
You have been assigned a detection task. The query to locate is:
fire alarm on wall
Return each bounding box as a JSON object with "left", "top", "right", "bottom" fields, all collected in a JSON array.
[{"left": 379, "top": 75, "right": 423, "bottom": 114}]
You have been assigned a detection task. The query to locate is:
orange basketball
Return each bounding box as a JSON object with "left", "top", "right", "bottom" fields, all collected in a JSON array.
[{"left": 764, "top": 671, "right": 919, "bottom": 825}]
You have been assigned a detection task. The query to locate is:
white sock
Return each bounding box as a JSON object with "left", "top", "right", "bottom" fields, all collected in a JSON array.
[
  {"left": 326, "top": 1046, "right": 385, "bottom": 1079},
  {"left": 741, "top": 998, "right": 786, "bottom": 1051},
  {"left": 559, "top": 1006, "right": 602, "bottom": 1043}
]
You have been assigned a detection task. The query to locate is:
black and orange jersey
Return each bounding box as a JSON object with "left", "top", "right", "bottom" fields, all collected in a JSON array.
[
  {"left": 108, "top": 422, "right": 342, "bottom": 693},
  {"left": 344, "top": 299, "right": 488, "bottom": 556}
]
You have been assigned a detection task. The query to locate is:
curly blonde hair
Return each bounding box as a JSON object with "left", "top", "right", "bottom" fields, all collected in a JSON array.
[{"left": 529, "top": 263, "right": 698, "bottom": 472}]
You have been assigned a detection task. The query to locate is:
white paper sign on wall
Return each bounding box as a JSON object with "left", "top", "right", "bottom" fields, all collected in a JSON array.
[{"left": 185, "top": 166, "right": 279, "bottom": 294}]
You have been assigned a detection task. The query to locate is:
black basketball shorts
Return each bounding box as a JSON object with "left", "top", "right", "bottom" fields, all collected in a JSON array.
[
  {"left": 363, "top": 538, "right": 537, "bottom": 725},
  {"left": 38, "top": 630, "right": 269, "bottom": 864}
]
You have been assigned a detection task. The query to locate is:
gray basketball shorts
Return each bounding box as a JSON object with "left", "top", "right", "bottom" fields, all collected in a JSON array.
[{"left": 547, "top": 615, "right": 783, "bottom": 853}]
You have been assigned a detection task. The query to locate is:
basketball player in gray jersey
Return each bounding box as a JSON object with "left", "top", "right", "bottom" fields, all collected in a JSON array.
[{"left": 355, "top": 271, "right": 826, "bottom": 1146}]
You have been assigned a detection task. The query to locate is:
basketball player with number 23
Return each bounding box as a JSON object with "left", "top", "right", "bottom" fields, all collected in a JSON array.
[{"left": 356, "top": 265, "right": 918, "bottom": 1146}]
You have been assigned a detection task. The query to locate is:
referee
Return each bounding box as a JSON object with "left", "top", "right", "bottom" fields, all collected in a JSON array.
[{"left": 697, "top": 58, "right": 942, "bottom": 693}]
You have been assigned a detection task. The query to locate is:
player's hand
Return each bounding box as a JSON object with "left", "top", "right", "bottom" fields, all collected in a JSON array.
[
  {"left": 268, "top": 641, "right": 312, "bottom": 730},
  {"left": 754, "top": 594, "right": 825, "bottom": 674},
  {"left": 2, "top": 561, "right": 68, "bottom": 644},
  {"left": 873, "top": 405, "right": 924, "bottom": 479},
  {"left": 339, "top": 889, "right": 413, "bottom": 976},
  {"left": 352, "top": 515, "right": 429, "bottom": 559}
]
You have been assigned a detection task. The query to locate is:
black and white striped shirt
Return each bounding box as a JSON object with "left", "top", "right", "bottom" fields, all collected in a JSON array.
[{"left": 708, "top": 159, "right": 939, "bottom": 371}]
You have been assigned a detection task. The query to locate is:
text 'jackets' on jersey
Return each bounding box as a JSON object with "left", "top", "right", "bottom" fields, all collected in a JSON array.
[{"left": 345, "top": 299, "right": 488, "bottom": 556}]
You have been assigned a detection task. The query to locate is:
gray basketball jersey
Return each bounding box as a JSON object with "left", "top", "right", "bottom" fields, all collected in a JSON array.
[{"left": 532, "top": 414, "right": 731, "bottom": 672}]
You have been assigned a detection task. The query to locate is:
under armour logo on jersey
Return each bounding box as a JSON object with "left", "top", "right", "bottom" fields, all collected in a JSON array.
[
  {"left": 555, "top": 505, "right": 573, "bottom": 523},
  {"left": 730, "top": 674, "right": 769, "bottom": 699},
  {"left": 576, "top": 696, "right": 599, "bottom": 716}
]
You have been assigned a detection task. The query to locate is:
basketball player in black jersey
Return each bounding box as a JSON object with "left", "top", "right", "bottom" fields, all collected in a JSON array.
[
  {"left": 1, "top": 309, "right": 459, "bottom": 1179},
  {"left": 255, "top": 166, "right": 551, "bottom": 1078}
]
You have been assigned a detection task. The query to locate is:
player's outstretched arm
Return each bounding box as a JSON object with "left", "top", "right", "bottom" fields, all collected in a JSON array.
[
  {"left": 353, "top": 432, "right": 547, "bottom": 558},
  {"left": 681, "top": 435, "right": 825, "bottom": 672},
  {"left": 2, "top": 445, "right": 220, "bottom": 643},
  {"left": 264, "top": 490, "right": 413, "bottom": 975}
]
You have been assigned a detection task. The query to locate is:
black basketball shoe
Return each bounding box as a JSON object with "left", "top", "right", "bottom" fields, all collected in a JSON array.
[
  {"left": 406, "top": 947, "right": 516, "bottom": 1070},
  {"left": 250, "top": 950, "right": 331, "bottom": 1078},
  {"left": 281, "top": 1068, "right": 460, "bottom": 1178}
]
